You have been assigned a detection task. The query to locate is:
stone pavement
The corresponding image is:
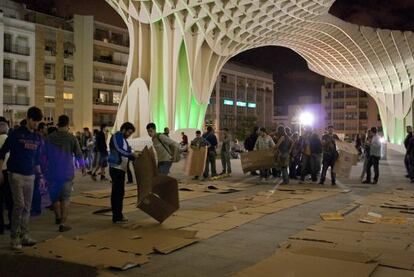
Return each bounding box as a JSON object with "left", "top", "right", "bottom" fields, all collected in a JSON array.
[{"left": 0, "top": 149, "right": 412, "bottom": 276}]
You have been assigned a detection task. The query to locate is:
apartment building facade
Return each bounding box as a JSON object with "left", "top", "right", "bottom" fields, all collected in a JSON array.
[
  {"left": 205, "top": 62, "right": 274, "bottom": 137},
  {"left": 322, "top": 78, "right": 382, "bottom": 139},
  {"left": 0, "top": 1, "right": 35, "bottom": 125},
  {"left": 0, "top": 1, "right": 129, "bottom": 130}
]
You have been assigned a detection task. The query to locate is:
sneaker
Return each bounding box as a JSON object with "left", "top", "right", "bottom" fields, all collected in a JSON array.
[
  {"left": 11, "top": 238, "right": 22, "bottom": 250},
  {"left": 59, "top": 225, "right": 72, "bottom": 232},
  {"left": 362, "top": 180, "right": 371, "bottom": 184},
  {"left": 113, "top": 217, "right": 128, "bottom": 224},
  {"left": 21, "top": 235, "right": 37, "bottom": 246}
]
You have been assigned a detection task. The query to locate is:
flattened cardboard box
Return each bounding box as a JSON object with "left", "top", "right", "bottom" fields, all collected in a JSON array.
[
  {"left": 134, "top": 147, "right": 179, "bottom": 223},
  {"left": 240, "top": 149, "right": 276, "bottom": 173},
  {"left": 335, "top": 140, "right": 359, "bottom": 177},
  {"left": 185, "top": 146, "right": 207, "bottom": 176},
  {"left": 234, "top": 251, "right": 378, "bottom": 277}
]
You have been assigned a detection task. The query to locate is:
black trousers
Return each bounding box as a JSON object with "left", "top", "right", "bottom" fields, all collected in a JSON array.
[
  {"left": 203, "top": 151, "right": 217, "bottom": 178},
  {"left": 110, "top": 167, "right": 125, "bottom": 222},
  {"left": 0, "top": 171, "right": 13, "bottom": 231},
  {"left": 366, "top": 156, "right": 380, "bottom": 183},
  {"left": 320, "top": 157, "right": 336, "bottom": 184}
]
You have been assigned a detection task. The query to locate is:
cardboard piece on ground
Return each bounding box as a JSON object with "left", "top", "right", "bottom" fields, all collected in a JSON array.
[
  {"left": 25, "top": 236, "right": 148, "bottom": 270},
  {"left": 371, "top": 266, "right": 414, "bottom": 277},
  {"left": 320, "top": 212, "right": 344, "bottom": 221},
  {"left": 234, "top": 251, "right": 378, "bottom": 277},
  {"left": 289, "top": 246, "right": 378, "bottom": 263},
  {"left": 378, "top": 250, "right": 414, "bottom": 270},
  {"left": 78, "top": 227, "right": 198, "bottom": 255},
  {"left": 240, "top": 149, "right": 276, "bottom": 173},
  {"left": 134, "top": 146, "right": 179, "bottom": 223},
  {"left": 181, "top": 227, "right": 223, "bottom": 240},
  {"left": 184, "top": 147, "right": 207, "bottom": 176}
]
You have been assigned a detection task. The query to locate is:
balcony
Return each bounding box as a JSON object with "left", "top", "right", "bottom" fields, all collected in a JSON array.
[
  {"left": 4, "top": 44, "right": 30, "bottom": 56},
  {"left": 3, "top": 95, "right": 30, "bottom": 106},
  {"left": 93, "top": 76, "right": 124, "bottom": 86},
  {"left": 94, "top": 34, "right": 129, "bottom": 47},
  {"left": 94, "top": 57, "right": 127, "bottom": 67},
  {"left": 4, "top": 70, "right": 30, "bottom": 81},
  {"left": 94, "top": 99, "right": 119, "bottom": 106}
]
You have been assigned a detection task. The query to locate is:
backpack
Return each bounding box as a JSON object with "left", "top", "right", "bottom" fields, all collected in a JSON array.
[{"left": 157, "top": 134, "right": 181, "bottom": 162}]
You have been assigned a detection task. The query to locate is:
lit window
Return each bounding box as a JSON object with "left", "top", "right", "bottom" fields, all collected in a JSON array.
[
  {"left": 63, "top": 92, "right": 73, "bottom": 100},
  {"left": 113, "top": 92, "right": 121, "bottom": 104},
  {"left": 224, "top": 99, "right": 234, "bottom": 105},
  {"left": 236, "top": 101, "right": 246, "bottom": 107},
  {"left": 248, "top": 103, "right": 256, "bottom": 108}
]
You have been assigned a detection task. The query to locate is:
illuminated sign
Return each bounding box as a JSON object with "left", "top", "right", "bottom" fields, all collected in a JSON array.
[
  {"left": 224, "top": 99, "right": 234, "bottom": 105},
  {"left": 236, "top": 101, "right": 246, "bottom": 107},
  {"left": 247, "top": 103, "right": 256, "bottom": 108}
]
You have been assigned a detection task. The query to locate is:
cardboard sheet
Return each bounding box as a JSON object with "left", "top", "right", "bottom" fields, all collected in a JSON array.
[
  {"left": 234, "top": 251, "right": 378, "bottom": 277},
  {"left": 371, "top": 266, "right": 414, "bottom": 277},
  {"left": 25, "top": 236, "right": 149, "bottom": 270},
  {"left": 240, "top": 149, "right": 276, "bottom": 173},
  {"left": 320, "top": 212, "right": 344, "bottom": 221},
  {"left": 134, "top": 147, "right": 179, "bottom": 223},
  {"left": 184, "top": 147, "right": 207, "bottom": 176},
  {"left": 77, "top": 226, "right": 198, "bottom": 256}
]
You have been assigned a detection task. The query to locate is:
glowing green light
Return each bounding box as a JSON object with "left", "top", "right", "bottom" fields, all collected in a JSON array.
[
  {"left": 236, "top": 101, "right": 246, "bottom": 107},
  {"left": 248, "top": 102, "right": 256, "bottom": 108},
  {"left": 224, "top": 100, "right": 234, "bottom": 105}
]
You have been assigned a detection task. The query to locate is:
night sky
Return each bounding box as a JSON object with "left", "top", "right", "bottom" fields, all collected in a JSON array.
[{"left": 17, "top": 0, "right": 414, "bottom": 111}]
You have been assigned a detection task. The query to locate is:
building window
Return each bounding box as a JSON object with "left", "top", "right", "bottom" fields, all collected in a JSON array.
[
  {"left": 4, "top": 33, "right": 12, "bottom": 52},
  {"left": 223, "top": 99, "right": 234, "bottom": 106},
  {"left": 3, "top": 60, "right": 11, "bottom": 77},
  {"left": 221, "top": 75, "right": 228, "bottom": 84},
  {"left": 113, "top": 92, "right": 121, "bottom": 104},
  {"left": 63, "top": 65, "right": 74, "bottom": 81},
  {"left": 236, "top": 101, "right": 246, "bottom": 107},
  {"left": 63, "top": 92, "right": 73, "bottom": 100},
  {"left": 44, "top": 63, "right": 55, "bottom": 79}
]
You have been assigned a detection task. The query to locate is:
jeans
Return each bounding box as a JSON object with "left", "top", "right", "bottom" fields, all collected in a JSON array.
[
  {"left": 320, "top": 156, "right": 336, "bottom": 184},
  {"left": 203, "top": 151, "right": 217, "bottom": 178},
  {"left": 109, "top": 167, "right": 125, "bottom": 222},
  {"left": 220, "top": 151, "right": 231, "bottom": 174},
  {"left": 300, "top": 155, "right": 312, "bottom": 181},
  {"left": 0, "top": 171, "right": 13, "bottom": 231},
  {"left": 9, "top": 173, "right": 35, "bottom": 239},
  {"left": 366, "top": 156, "right": 380, "bottom": 183},
  {"left": 289, "top": 156, "right": 300, "bottom": 178},
  {"left": 158, "top": 161, "right": 173, "bottom": 175}
]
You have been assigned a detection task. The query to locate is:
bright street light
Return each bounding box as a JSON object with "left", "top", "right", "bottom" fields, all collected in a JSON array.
[{"left": 299, "top": 111, "right": 314, "bottom": 126}]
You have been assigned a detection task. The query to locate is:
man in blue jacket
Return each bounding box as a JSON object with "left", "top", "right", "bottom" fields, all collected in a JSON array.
[
  {"left": 202, "top": 126, "right": 218, "bottom": 180},
  {"left": 108, "top": 122, "right": 136, "bottom": 224},
  {"left": 0, "top": 107, "right": 43, "bottom": 250},
  {"left": 45, "top": 115, "right": 85, "bottom": 232}
]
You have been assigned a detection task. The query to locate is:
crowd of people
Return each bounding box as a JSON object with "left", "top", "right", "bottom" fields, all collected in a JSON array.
[{"left": 0, "top": 104, "right": 388, "bottom": 251}]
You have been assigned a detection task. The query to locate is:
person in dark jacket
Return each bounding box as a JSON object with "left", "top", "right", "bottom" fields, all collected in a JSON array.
[
  {"left": 244, "top": 126, "right": 259, "bottom": 175},
  {"left": 404, "top": 126, "right": 413, "bottom": 178},
  {"left": 289, "top": 132, "right": 301, "bottom": 179},
  {"left": 108, "top": 122, "right": 136, "bottom": 224},
  {"left": 309, "top": 132, "right": 323, "bottom": 182},
  {"left": 319, "top": 126, "right": 339, "bottom": 185},
  {"left": 0, "top": 107, "right": 44, "bottom": 250},
  {"left": 45, "top": 115, "right": 85, "bottom": 232},
  {"left": 91, "top": 124, "right": 109, "bottom": 181},
  {"left": 202, "top": 126, "right": 218, "bottom": 179}
]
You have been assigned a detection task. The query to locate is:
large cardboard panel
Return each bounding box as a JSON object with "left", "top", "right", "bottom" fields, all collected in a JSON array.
[
  {"left": 137, "top": 175, "right": 179, "bottom": 223},
  {"left": 234, "top": 251, "right": 378, "bottom": 277},
  {"left": 335, "top": 141, "right": 359, "bottom": 177},
  {"left": 240, "top": 149, "right": 276, "bottom": 173},
  {"left": 134, "top": 146, "right": 179, "bottom": 223},
  {"left": 184, "top": 147, "right": 207, "bottom": 176},
  {"left": 372, "top": 266, "right": 414, "bottom": 277},
  {"left": 25, "top": 236, "right": 149, "bottom": 270}
]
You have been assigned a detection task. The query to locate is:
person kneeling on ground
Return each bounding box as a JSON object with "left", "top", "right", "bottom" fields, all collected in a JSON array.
[
  {"left": 108, "top": 122, "right": 136, "bottom": 224},
  {"left": 45, "top": 115, "right": 85, "bottom": 232}
]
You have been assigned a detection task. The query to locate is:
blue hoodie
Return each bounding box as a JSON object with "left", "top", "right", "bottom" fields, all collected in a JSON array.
[{"left": 108, "top": 131, "right": 134, "bottom": 170}]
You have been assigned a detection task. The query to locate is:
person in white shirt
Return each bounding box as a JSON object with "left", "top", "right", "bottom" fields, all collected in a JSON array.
[{"left": 363, "top": 127, "right": 381, "bottom": 184}]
